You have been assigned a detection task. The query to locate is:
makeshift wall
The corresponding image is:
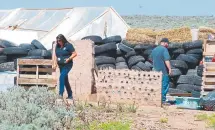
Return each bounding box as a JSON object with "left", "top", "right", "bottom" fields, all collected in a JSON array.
[
  {"left": 54, "top": 40, "right": 94, "bottom": 99},
  {"left": 96, "top": 69, "right": 162, "bottom": 106}
]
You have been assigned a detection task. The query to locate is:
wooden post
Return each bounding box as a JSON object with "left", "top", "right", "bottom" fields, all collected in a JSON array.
[{"left": 36, "top": 65, "right": 39, "bottom": 87}]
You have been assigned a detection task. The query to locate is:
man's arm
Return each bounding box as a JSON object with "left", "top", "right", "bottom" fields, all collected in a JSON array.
[
  {"left": 163, "top": 48, "right": 171, "bottom": 75},
  {"left": 165, "top": 60, "right": 171, "bottom": 75}
]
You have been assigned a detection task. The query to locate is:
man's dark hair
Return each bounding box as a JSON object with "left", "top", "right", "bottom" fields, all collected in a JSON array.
[{"left": 160, "top": 38, "right": 169, "bottom": 44}]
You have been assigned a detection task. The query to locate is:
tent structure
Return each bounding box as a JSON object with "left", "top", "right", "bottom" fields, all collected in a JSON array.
[{"left": 0, "top": 7, "right": 129, "bottom": 49}]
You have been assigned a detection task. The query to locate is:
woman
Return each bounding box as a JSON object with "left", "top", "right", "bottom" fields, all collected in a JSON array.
[{"left": 53, "top": 34, "right": 77, "bottom": 99}]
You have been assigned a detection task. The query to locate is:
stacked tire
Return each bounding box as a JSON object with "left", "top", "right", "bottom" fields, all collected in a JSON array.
[
  {"left": 86, "top": 35, "right": 156, "bottom": 71},
  {"left": 167, "top": 40, "right": 203, "bottom": 98},
  {"left": 0, "top": 39, "right": 50, "bottom": 72}
]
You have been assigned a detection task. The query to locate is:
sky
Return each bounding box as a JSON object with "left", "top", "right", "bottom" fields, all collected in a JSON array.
[{"left": 0, "top": 0, "right": 215, "bottom": 16}]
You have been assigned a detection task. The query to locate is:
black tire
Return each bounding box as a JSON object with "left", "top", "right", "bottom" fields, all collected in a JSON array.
[
  {"left": 128, "top": 56, "right": 145, "bottom": 68},
  {"left": 95, "top": 56, "right": 115, "bottom": 65},
  {"left": 197, "top": 65, "right": 203, "bottom": 77},
  {"left": 177, "top": 75, "right": 202, "bottom": 86},
  {"left": 14, "top": 56, "right": 44, "bottom": 70},
  {"left": 102, "top": 35, "right": 122, "bottom": 43},
  {"left": 125, "top": 50, "right": 136, "bottom": 59},
  {"left": 168, "top": 43, "right": 183, "bottom": 50},
  {"left": 186, "top": 69, "right": 197, "bottom": 76},
  {"left": 0, "top": 47, "right": 3, "bottom": 55},
  {"left": 31, "top": 39, "right": 47, "bottom": 50},
  {"left": 81, "top": 35, "right": 103, "bottom": 45},
  {"left": 183, "top": 40, "right": 203, "bottom": 50},
  {"left": 0, "top": 55, "right": 7, "bottom": 64},
  {"left": 116, "top": 62, "right": 128, "bottom": 69},
  {"left": 19, "top": 43, "right": 36, "bottom": 51},
  {"left": 28, "top": 49, "right": 52, "bottom": 59},
  {"left": 168, "top": 88, "right": 188, "bottom": 94},
  {"left": 95, "top": 50, "right": 116, "bottom": 58},
  {"left": 186, "top": 49, "right": 203, "bottom": 55},
  {"left": 0, "top": 62, "right": 15, "bottom": 72},
  {"left": 3, "top": 47, "right": 29, "bottom": 55},
  {"left": 136, "top": 62, "right": 151, "bottom": 71},
  {"left": 177, "top": 84, "right": 201, "bottom": 93},
  {"left": 134, "top": 44, "right": 154, "bottom": 51},
  {"left": 118, "top": 43, "right": 134, "bottom": 53},
  {"left": 186, "top": 54, "right": 202, "bottom": 60},
  {"left": 170, "top": 68, "right": 182, "bottom": 78},
  {"left": 170, "top": 60, "right": 188, "bottom": 70},
  {"left": 97, "top": 64, "right": 116, "bottom": 69},
  {"left": 131, "top": 65, "right": 142, "bottom": 71},
  {"left": 116, "top": 57, "right": 126, "bottom": 63},
  {"left": 122, "top": 40, "right": 136, "bottom": 48},
  {"left": 0, "top": 39, "right": 17, "bottom": 48},
  {"left": 116, "top": 49, "right": 125, "bottom": 56},
  {"left": 169, "top": 82, "right": 176, "bottom": 88},
  {"left": 191, "top": 91, "right": 201, "bottom": 98},
  {"left": 143, "top": 49, "right": 153, "bottom": 56},
  {"left": 176, "top": 54, "right": 198, "bottom": 68},
  {"left": 94, "top": 42, "right": 117, "bottom": 55},
  {"left": 145, "top": 61, "right": 153, "bottom": 68},
  {"left": 172, "top": 49, "right": 185, "bottom": 54}
]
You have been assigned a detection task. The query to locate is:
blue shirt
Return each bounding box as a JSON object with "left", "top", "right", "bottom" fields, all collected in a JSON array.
[
  {"left": 150, "top": 45, "right": 170, "bottom": 75},
  {"left": 55, "top": 42, "right": 75, "bottom": 67}
]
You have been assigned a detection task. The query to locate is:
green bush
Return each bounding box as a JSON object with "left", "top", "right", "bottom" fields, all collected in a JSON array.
[{"left": 0, "top": 87, "right": 75, "bottom": 130}]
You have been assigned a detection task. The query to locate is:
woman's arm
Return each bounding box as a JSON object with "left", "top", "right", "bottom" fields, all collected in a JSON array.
[{"left": 66, "top": 51, "right": 77, "bottom": 63}]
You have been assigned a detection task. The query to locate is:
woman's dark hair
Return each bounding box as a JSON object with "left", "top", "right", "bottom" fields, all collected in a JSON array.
[{"left": 56, "top": 34, "right": 68, "bottom": 47}]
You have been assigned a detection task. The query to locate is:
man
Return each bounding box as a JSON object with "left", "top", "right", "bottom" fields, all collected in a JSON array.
[{"left": 150, "top": 38, "right": 171, "bottom": 103}]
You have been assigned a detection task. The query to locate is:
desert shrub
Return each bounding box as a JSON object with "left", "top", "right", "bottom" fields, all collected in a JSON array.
[{"left": 0, "top": 87, "right": 75, "bottom": 130}]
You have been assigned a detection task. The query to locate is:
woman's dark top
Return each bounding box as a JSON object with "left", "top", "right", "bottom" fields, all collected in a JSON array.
[{"left": 55, "top": 42, "right": 75, "bottom": 67}]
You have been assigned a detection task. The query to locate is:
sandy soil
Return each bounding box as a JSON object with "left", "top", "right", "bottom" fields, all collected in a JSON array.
[
  {"left": 66, "top": 99, "right": 214, "bottom": 130},
  {"left": 131, "top": 106, "right": 214, "bottom": 130}
]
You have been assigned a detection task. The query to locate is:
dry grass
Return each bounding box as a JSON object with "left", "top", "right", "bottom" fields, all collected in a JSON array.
[
  {"left": 157, "top": 27, "right": 192, "bottom": 43},
  {"left": 198, "top": 26, "right": 215, "bottom": 40},
  {"left": 126, "top": 27, "right": 192, "bottom": 44}
]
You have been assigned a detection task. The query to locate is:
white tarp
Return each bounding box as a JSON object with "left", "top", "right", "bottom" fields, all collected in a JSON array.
[
  {"left": 0, "top": 7, "right": 129, "bottom": 50},
  {"left": 0, "top": 30, "right": 38, "bottom": 45}
]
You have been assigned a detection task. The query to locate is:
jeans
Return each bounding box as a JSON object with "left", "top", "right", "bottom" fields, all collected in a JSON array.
[
  {"left": 162, "top": 74, "right": 170, "bottom": 102},
  {"left": 59, "top": 65, "right": 73, "bottom": 99}
]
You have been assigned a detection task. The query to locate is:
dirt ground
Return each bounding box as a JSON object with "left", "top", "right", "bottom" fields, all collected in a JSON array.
[
  {"left": 70, "top": 100, "right": 215, "bottom": 130},
  {"left": 131, "top": 106, "right": 214, "bottom": 130}
]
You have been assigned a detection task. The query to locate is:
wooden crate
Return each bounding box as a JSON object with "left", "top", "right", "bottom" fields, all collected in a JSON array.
[
  {"left": 202, "top": 62, "right": 215, "bottom": 96},
  {"left": 17, "top": 59, "right": 57, "bottom": 88},
  {"left": 203, "top": 40, "right": 215, "bottom": 56}
]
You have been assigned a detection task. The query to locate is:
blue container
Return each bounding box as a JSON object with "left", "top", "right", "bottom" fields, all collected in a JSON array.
[{"left": 175, "top": 97, "right": 201, "bottom": 110}]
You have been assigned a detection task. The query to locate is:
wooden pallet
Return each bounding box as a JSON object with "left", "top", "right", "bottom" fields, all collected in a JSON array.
[
  {"left": 17, "top": 59, "right": 57, "bottom": 88},
  {"left": 201, "top": 40, "right": 215, "bottom": 96},
  {"left": 202, "top": 62, "right": 215, "bottom": 96}
]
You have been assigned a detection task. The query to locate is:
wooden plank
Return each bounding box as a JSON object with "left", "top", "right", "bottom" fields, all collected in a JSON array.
[
  {"left": 18, "top": 59, "right": 53, "bottom": 65},
  {"left": 169, "top": 93, "right": 192, "bottom": 97},
  {"left": 18, "top": 78, "right": 57, "bottom": 85},
  {"left": 19, "top": 67, "right": 53, "bottom": 73},
  {"left": 19, "top": 74, "right": 53, "bottom": 79},
  {"left": 204, "top": 62, "right": 215, "bottom": 66},
  {"left": 204, "top": 78, "right": 215, "bottom": 83},
  {"left": 203, "top": 72, "right": 215, "bottom": 76}
]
